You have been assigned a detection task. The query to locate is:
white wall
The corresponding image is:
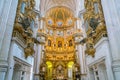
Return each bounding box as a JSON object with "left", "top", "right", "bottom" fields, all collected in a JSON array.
[
  {"left": 0, "top": 0, "right": 4, "bottom": 17},
  {"left": 86, "top": 37, "right": 114, "bottom": 80},
  {"left": 101, "top": 0, "right": 120, "bottom": 79},
  {"left": 34, "top": 0, "right": 40, "bottom": 11},
  {"left": 12, "top": 42, "right": 34, "bottom": 65},
  {"left": 0, "top": 0, "right": 19, "bottom": 80},
  {"left": 8, "top": 41, "right": 34, "bottom": 80},
  {"left": 114, "top": 0, "right": 120, "bottom": 21}
]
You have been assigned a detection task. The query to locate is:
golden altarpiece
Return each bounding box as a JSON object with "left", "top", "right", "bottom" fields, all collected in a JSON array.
[
  {"left": 12, "top": 0, "right": 108, "bottom": 79},
  {"left": 39, "top": 7, "right": 81, "bottom": 80}
]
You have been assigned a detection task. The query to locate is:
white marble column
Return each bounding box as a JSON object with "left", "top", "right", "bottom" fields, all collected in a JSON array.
[
  {"left": 0, "top": 68, "right": 7, "bottom": 80},
  {"left": 0, "top": 0, "right": 18, "bottom": 60},
  {"left": 0, "top": 0, "right": 18, "bottom": 80},
  {"left": 0, "top": 0, "right": 4, "bottom": 17},
  {"left": 36, "top": 44, "right": 42, "bottom": 74},
  {"left": 40, "top": 19, "right": 43, "bottom": 29},
  {"left": 5, "top": 41, "right": 15, "bottom": 80},
  {"left": 77, "top": 45, "right": 86, "bottom": 77},
  {"left": 41, "top": 45, "right": 44, "bottom": 60},
  {"left": 76, "top": 19, "right": 80, "bottom": 29},
  {"left": 39, "top": 15, "right": 45, "bottom": 31},
  {"left": 33, "top": 43, "right": 42, "bottom": 80},
  {"left": 101, "top": 0, "right": 120, "bottom": 80}
]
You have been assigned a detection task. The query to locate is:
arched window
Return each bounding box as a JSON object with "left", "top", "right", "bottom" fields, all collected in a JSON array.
[{"left": 68, "top": 61, "right": 74, "bottom": 78}]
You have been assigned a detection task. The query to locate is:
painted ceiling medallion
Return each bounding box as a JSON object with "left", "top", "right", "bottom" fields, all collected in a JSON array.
[
  {"left": 48, "top": 19, "right": 53, "bottom": 26},
  {"left": 57, "top": 21, "right": 63, "bottom": 27},
  {"left": 46, "top": 6, "right": 74, "bottom": 29}
]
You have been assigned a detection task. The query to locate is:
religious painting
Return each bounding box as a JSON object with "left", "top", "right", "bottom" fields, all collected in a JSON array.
[
  {"left": 69, "top": 40, "right": 73, "bottom": 46},
  {"left": 58, "top": 41, "right": 62, "bottom": 47}
]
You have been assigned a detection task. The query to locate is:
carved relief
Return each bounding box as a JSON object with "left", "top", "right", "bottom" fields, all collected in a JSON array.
[
  {"left": 84, "top": 0, "right": 107, "bottom": 56},
  {"left": 25, "top": 37, "right": 35, "bottom": 58},
  {"left": 85, "top": 37, "right": 95, "bottom": 57},
  {"left": 13, "top": 0, "right": 37, "bottom": 58}
]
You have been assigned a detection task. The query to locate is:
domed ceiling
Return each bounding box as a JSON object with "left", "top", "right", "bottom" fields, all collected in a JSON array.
[
  {"left": 45, "top": 7, "right": 75, "bottom": 29},
  {"left": 40, "top": 0, "right": 79, "bottom": 15}
]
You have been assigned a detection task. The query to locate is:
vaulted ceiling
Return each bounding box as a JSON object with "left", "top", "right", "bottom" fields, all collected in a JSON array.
[{"left": 40, "top": 0, "right": 81, "bottom": 17}]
